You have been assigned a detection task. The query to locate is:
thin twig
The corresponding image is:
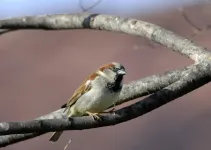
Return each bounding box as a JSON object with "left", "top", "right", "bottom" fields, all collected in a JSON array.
[
  {"left": 79, "top": 0, "right": 103, "bottom": 12},
  {"left": 179, "top": 7, "right": 201, "bottom": 34}
]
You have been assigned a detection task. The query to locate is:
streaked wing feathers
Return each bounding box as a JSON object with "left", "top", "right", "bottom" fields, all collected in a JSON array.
[
  {"left": 64, "top": 79, "right": 91, "bottom": 112},
  {"left": 63, "top": 63, "right": 114, "bottom": 112}
]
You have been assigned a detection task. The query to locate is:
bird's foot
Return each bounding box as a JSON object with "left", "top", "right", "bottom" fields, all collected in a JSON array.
[
  {"left": 109, "top": 108, "right": 116, "bottom": 113},
  {"left": 103, "top": 108, "right": 116, "bottom": 115},
  {"left": 86, "top": 111, "right": 101, "bottom": 121}
]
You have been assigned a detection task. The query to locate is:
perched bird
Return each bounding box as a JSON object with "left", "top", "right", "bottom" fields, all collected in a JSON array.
[{"left": 49, "top": 62, "right": 127, "bottom": 142}]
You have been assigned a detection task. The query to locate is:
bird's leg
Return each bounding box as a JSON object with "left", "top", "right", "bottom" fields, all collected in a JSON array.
[
  {"left": 107, "top": 108, "right": 116, "bottom": 116},
  {"left": 108, "top": 102, "right": 116, "bottom": 114},
  {"left": 86, "top": 111, "right": 101, "bottom": 121},
  {"left": 102, "top": 103, "right": 116, "bottom": 115},
  {"left": 109, "top": 108, "right": 116, "bottom": 113}
]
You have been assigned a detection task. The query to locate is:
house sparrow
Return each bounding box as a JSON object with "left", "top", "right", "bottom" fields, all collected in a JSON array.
[{"left": 49, "top": 62, "right": 127, "bottom": 142}]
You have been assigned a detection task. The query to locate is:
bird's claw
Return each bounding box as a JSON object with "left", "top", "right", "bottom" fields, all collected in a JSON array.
[
  {"left": 86, "top": 111, "right": 101, "bottom": 121},
  {"left": 109, "top": 108, "right": 116, "bottom": 113}
]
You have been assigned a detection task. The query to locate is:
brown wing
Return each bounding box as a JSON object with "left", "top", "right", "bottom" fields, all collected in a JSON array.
[
  {"left": 63, "top": 79, "right": 91, "bottom": 112},
  {"left": 63, "top": 63, "right": 113, "bottom": 112},
  {"left": 63, "top": 72, "right": 99, "bottom": 113}
]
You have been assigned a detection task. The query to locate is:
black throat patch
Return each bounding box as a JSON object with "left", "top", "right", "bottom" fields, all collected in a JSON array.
[{"left": 106, "top": 75, "right": 123, "bottom": 92}]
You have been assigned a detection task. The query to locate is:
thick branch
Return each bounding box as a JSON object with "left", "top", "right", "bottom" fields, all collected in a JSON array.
[
  {"left": 0, "top": 61, "right": 210, "bottom": 148},
  {"left": 0, "top": 14, "right": 210, "bottom": 61},
  {"left": 116, "top": 65, "right": 191, "bottom": 106},
  {"left": 0, "top": 13, "right": 211, "bottom": 147},
  {"left": 0, "top": 65, "right": 191, "bottom": 147},
  {"left": 0, "top": 62, "right": 209, "bottom": 147}
]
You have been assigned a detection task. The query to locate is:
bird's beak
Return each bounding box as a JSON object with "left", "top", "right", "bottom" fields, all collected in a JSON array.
[{"left": 117, "top": 70, "right": 127, "bottom": 75}]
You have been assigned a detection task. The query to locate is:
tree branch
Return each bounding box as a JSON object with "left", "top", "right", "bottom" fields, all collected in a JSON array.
[
  {"left": 0, "top": 13, "right": 210, "bottom": 62},
  {"left": 0, "top": 65, "right": 192, "bottom": 147},
  {"left": 1, "top": 13, "right": 211, "bottom": 147},
  {"left": 0, "top": 61, "right": 211, "bottom": 147},
  {"left": 115, "top": 65, "right": 191, "bottom": 106}
]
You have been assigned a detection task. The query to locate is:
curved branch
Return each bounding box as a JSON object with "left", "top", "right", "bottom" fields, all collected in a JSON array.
[
  {"left": 0, "top": 61, "right": 211, "bottom": 147},
  {"left": 0, "top": 65, "right": 191, "bottom": 147},
  {"left": 0, "top": 13, "right": 210, "bottom": 61},
  {"left": 0, "top": 13, "right": 211, "bottom": 147},
  {"left": 115, "top": 65, "right": 191, "bottom": 106},
  {"left": 0, "top": 62, "right": 207, "bottom": 147}
]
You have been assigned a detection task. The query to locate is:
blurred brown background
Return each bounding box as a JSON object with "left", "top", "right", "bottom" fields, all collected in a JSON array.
[{"left": 1, "top": 3, "right": 211, "bottom": 150}]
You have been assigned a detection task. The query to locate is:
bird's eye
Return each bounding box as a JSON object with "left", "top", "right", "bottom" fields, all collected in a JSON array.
[{"left": 113, "top": 67, "right": 119, "bottom": 72}]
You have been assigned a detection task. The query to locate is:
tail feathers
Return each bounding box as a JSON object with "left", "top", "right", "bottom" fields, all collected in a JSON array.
[{"left": 49, "top": 131, "right": 63, "bottom": 142}]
